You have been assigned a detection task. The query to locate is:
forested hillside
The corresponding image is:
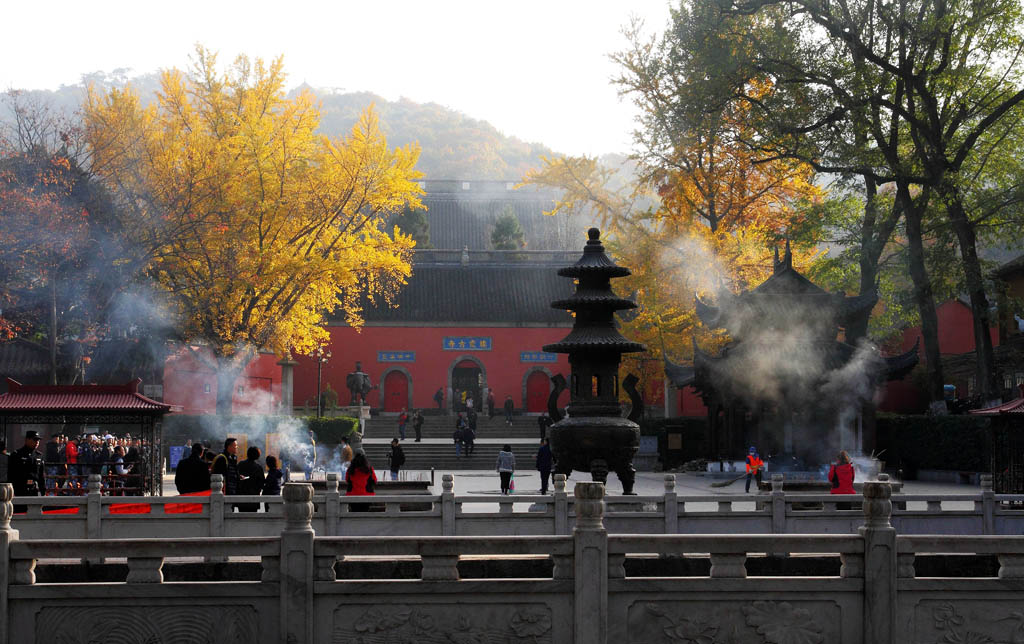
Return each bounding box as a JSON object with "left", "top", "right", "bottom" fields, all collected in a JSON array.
[{"left": 2, "top": 72, "right": 554, "bottom": 179}]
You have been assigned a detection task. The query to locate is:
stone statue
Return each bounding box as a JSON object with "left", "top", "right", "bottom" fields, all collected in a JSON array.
[{"left": 345, "top": 361, "right": 374, "bottom": 406}]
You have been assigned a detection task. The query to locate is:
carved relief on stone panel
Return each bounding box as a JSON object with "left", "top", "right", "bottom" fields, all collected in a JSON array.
[
  {"left": 331, "top": 603, "right": 553, "bottom": 643},
  {"left": 913, "top": 600, "right": 1024, "bottom": 644},
  {"left": 34, "top": 605, "right": 259, "bottom": 643},
  {"left": 627, "top": 599, "right": 840, "bottom": 644}
]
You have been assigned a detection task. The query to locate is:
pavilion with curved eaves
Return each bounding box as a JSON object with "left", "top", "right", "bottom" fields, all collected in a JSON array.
[{"left": 665, "top": 244, "right": 919, "bottom": 463}]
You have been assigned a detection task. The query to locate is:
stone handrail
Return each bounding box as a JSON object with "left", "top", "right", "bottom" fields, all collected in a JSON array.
[
  {"left": 10, "top": 472, "right": 1024, "bottom": 542},
  {"left": 3, "top": 480, "right": 1024, "bottom": 643}
]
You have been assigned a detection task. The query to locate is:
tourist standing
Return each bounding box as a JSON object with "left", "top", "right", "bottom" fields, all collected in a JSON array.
[
  {"left": 745, "top": 446, "right": 764, "bottom": 494},
  {"left": 212, "top": 438, "right": 240, "bottom": 495},
  {"left": 262, "top": 455, "right": 283, "bottom": 512},
  {"left": 412, "top": 410, "right": 424, "bottom": 442},
  {"left": 467, "top": 410, "right": 478, "bottom": 454},
  {"left": 397, "top": 409, "right": 408, "bottom": 441},
  {"left": 10, "top": 431, "right": 44, "bottom": 511},
  {"left": 237, "top": 446, "right": 266, "bottom": 511},
  {"left": 64, "top": 435, "right": 78, "bottom": 491},
  {"left": 466, "top": 395, "right": 474, "bottom": 412},
  {"left": 503, "top": 396, "right": 514, "bottom": 426},
  {"left": 487, "top": 391, "right": 496, "bottom": 420},
  {"left": 434, "top": 387, "right": 445, "bottom": 410},
  {"left": 536, "top": 438, "right": 553, "bottom": 494},
  {"left": 112, "top": 445, "right": 132, "bottom": 495},
  {"left": 538, "top": 412, "right": 552, "bottom": 440},
  {"left": 496, "top": 444, "right": 516, "bottom": 495},
  {"left": 174, "top": 443, "right": 211, "bottom": 494},
  {"left": 388, "top": 438, "right": 406, "bottom": 481},
  {"left": 453, "top": 413, "right": 468, "bottom": 457},
  {"left": 828, "top": 451, "right": 856, "bottom": 495},
  {"left": 345, "top": 453, "right": 377, "bottom": 511}
]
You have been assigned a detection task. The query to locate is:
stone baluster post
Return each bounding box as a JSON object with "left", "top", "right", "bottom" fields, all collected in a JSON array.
[
  {"left": 553, "top": 474, "right": 568, "bottom": 535},
  {"left": 84, "top": 474, "right": 103, "bottom": 566},
  {"left": 86, "top": 474, "right": 102, "bottom": 540},
  {"left": 860, "top": 478, "right": 896, "bottom": 644},
  {"left": 980, "top": 474, "right": 995, "bottom": 535},
  {"left": 441, "top": 474, "right": 455, "bottom": 536},
  {"left": 280, "top": 483, "right": 315, "bottom": 644},
  {"left": 0, "top": 483, "right": 19, "bottom": 644},
  {"left": 210, "top": 474, "right": 225, "bottom": 537},
  {"left": 324, "top": 473, "right": 340, "bottom": 536},
  {"left": 771, "top": 474, "right": 786, "bottom": 534},
  {"left": 574, "top": 482, "right": 607, "bottom": 644},
  {"left": 663, "top": 475, "right": 678, "bottom": 534},
  {"left": 205, "top": 474, "right": 226, "bottom": 564}
]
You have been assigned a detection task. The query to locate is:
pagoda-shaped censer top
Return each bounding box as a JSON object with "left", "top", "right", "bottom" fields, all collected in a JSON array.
[{"left": 543, "top": 227, "right": 646, "bottom": 494}]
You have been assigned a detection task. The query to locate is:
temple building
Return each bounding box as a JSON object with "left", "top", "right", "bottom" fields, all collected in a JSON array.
[
  {"left": 159, "top": 180, "right": 582, "bottom": 415},
  {"left": 665, "top": 244, "right": 919, "bottom": 463}
]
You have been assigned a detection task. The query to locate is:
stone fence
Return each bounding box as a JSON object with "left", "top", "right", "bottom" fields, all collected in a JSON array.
[
  {"left": 2, "top": 478, "right": 1024, "bottom": 643},
  {"left": 11, "top": 472, "right": 1024, "bottom": 540}
]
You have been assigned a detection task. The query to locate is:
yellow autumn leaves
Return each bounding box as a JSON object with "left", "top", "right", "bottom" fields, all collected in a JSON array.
[{"left": 83, "top": 47, "right": 423, "bottom": 362}]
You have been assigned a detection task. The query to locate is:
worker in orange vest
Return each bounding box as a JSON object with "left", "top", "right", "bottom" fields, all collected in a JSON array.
[{"left": 745, "top": 446, "right": 764, "bottom": 493}]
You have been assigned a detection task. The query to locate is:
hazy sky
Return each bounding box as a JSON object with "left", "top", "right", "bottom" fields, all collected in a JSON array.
[{"left": 1, "top": 0, "right": 672, "bottom": 157}]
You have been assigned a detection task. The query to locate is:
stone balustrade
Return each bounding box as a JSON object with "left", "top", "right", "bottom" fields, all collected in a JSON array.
[
  {"left": 11, "top": 472, "right": 1024, "bottom": 542},
  {"left": 2, "top": 479, "right": 1024, "bottom": 643}
]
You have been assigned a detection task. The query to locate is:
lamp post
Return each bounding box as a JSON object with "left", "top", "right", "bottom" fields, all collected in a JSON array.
[{"left": 313, "top": 346, "right": 332, "bottom": 418}]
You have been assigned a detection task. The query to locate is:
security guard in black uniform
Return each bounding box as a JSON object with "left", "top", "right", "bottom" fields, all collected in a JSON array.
[{"left": 10, "top": 430, "right": 45, "bottom": 511}]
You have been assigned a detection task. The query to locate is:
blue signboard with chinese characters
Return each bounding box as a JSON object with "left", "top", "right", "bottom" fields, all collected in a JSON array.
[
  {"left": 520, "top": 351, "right": 558, "bottom": 363},
  {"left": 443, "top": 337, "right": 491, "bottom": 351},
  {"left": 377, "top": 351, "right": 415, "bottom": 362}
]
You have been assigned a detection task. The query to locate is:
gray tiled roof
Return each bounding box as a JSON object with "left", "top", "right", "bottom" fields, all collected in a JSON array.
[{"left": 348, "top": 260, "right": 576, "bottom": 325}]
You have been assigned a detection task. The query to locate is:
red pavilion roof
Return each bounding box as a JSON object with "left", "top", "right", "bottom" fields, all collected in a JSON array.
[
  {"left": 970, "top": 386, "right": 1024, "bottom": 416},
  {"left": 0, "top": 378, "right": 175, "bottom": 413}
]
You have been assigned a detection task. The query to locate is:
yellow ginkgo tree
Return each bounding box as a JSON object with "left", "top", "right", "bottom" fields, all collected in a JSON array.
[{"left": 84, "top": 48, "right": 423, "bottom": 413}]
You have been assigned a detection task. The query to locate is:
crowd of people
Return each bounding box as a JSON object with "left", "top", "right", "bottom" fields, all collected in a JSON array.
[{"left": 0, "top": 430, "right": 152, "bottom": 497}]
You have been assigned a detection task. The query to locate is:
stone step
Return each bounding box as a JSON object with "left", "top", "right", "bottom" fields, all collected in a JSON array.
[
  {"left": 364, "top": 417, "right": 544, "bottom": 440},
  {"left": 360, "top": 442, "right": 538, "bottom": 471}
]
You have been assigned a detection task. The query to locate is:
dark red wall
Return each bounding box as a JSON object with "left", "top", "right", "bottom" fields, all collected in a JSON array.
[
  {"left": 163, "top": 348, "right": 282, "bottom": 414},
  {"left": 292, "top": 325, "right": 572, "bottom": 412}
]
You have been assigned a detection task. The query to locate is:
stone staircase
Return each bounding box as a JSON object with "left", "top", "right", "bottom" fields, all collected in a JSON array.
[
  {"left": 363, "top": 414, "right": 543, "bottom": 440},
  {"left": 360, "top": 415, "right": 545, "bottom": 471}
]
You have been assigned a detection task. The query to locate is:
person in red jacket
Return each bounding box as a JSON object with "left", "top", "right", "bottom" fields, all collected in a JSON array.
[
  {"left": 828, "top": 450, "right": 856, "bottom": 494},
  {"left": 745, "top": 447, "right": 764, "bottom": 493},
  {"left": 345, "top": 452, "right": 377, "bottom": 512}
]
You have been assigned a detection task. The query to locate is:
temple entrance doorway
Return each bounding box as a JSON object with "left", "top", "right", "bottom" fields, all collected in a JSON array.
[
  {"left": 382, "top": 370, "right": 409, "bottom": 412},
  {"left": 452, "top": 359, "right": 482, "bottom": 412},
  {"left": 525, "top": 370, "right": 549, "bottom": 413}
]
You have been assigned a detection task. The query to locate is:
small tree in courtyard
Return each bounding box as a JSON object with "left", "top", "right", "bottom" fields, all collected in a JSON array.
[{"left": 491, "top": 206, "right": 525, "bottom": 250}]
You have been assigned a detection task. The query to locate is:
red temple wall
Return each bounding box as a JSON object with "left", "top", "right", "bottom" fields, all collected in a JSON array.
[
  {"left": 162, "top": 348, "right": 282, "bottom": 414},
  {"left": 292, "top": 325, "right": 572, "bottom": 412}
]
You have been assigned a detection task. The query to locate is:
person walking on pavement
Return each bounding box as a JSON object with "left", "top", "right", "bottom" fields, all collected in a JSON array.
[
  {"left": 397, "top": 409, "right": 408, "bottom": 441},
  {"left": 412, "top": 410, "right": 424, "bottom": 442},
  {"left": 503, "top": 396, "right": 514, "bottom": 426},
  {"left": 745, "top": 446, "right": 764, "bottom": 493},
  {"left": 496, "top": 444, "right": 516, "bottom": 495},
  {"left": 536, "top": 438, "right": 553, "bottom": 494},
  {"left": 388, "top": 438, "right": 406, "bottom": 481},
  {"left": 11, "top": 430, "right": 45, "bottom": 511}
]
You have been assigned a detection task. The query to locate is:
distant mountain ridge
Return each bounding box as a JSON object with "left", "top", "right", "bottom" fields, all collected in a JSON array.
[{"left": 2, "top": 72, "right": 556, "bottom": 180}]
